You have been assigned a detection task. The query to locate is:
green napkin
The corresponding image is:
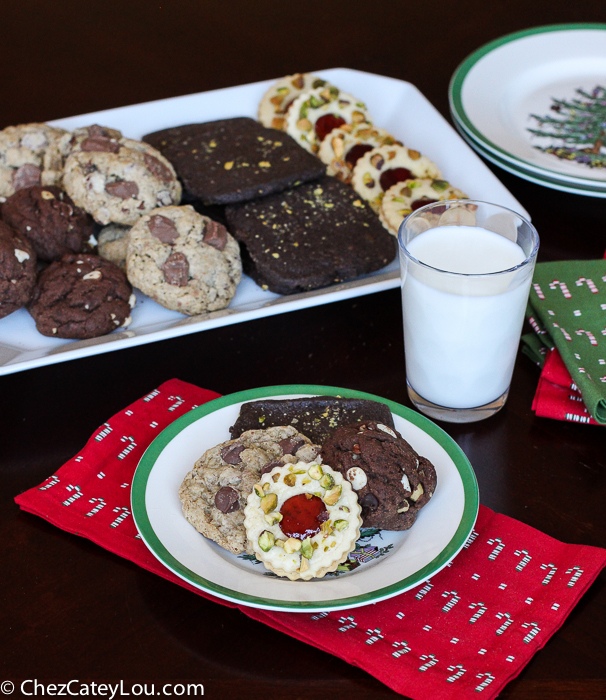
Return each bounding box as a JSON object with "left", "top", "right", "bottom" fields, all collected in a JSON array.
[{"left": 527, "top": 260, "right": 606, "bottom": 424}]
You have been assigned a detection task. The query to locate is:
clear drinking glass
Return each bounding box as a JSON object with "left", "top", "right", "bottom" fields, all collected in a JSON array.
[{"left": 398, "top": 200, "right": 539, "bottom": 423}]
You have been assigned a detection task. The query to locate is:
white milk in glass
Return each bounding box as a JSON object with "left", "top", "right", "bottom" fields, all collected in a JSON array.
[{"left": 402, "top": 225, "right": 529, "bottom": 409}]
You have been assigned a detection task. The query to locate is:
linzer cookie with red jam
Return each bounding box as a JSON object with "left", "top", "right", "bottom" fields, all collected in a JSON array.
[
  {"left": 285, "top": 86, "right": 371, "bottom": 154},
  {"left": 244, "top": 462, "right": 362, "bottom": 580},
  {"left": 380, "top": 178, "right": 468, "bottom": 235},
  {"left": 351, "top": 144, "right": 441, "bottom": 213},
  {"left": 225, "top": 176, "right": 396, "bottom": 295},
  {"left": 2, "top": 185, "right": 96, "bottom": 262},
  {"left": 63, "top": 137, "right": 181, "bottom": 225},
  {"left": 28, "top": 253, "right": 134, "bottom": 339},
  {"left": 0, "top": 123, "right": 71, "bottom": 201},
  {"left": 179, "top": 426, "right": 321, "bottom": 556},
  {"left": 258, "top": 73, "right": 332, "bottom": 130},
  {"left": 143, "top": 118, "right": 325, "bottom": 205},
  {"left": 230, "top": 396, "right": 395, "bottom": 445},
  {"left": 0, "top": 220, "right": 37, "bottom": 319},
  {"left": 318, "top": 123, "right": 402, "bottom": 183},
  {"left": 126, "top": 205, "right": 241, "bottom": 315},
  {"left": 321, "top": 421, "right": 437, "bottom": 531}
]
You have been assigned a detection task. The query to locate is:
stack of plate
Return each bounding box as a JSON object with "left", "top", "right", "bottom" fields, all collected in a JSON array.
[{"left": 449, "top": 24, "right": 606, "bottom": 197}]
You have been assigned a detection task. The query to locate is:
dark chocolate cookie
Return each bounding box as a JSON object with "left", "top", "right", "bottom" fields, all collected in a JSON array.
[
  {"left": 225, "top": 176, "right": 396, "bottom": 294},
  {"left": 2, "top": 185, "right": 95, "bottom": 262},
  {"left": 320, "top": 420, "right": 437, "bottom": 531},
  {"left": 230, "top": 396, "right": 395, "bottom": 445},
  {"left": 143, "top": 117, "right": 325, "bottom": 205},
  {"left": 0, "top": 220, "right": 37, "bottom": 319},
  {"left": 28, "top": 253, "right": 134, "bottom": 339}
]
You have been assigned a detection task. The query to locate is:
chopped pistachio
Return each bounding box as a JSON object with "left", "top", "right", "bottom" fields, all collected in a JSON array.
[
  {"left": 265, "top": 512, "right": 283, "bottom": 526},
  {"left": 308, "top": 464, "right": 323, "bottom": 480},
  {"left": 283, "top": 473, "right": 297, "bottom": 487},
  {"left": 284, "top": 537, "right": 301, "bottom": 554},
  {"left": 334, "top": 519, "right": 349, "bottom": 531},
  {"left": 323, "top": 485, "right": 342, "bottom": 506},
  {"left": 319, "top": 474, "right": 334, "bottom": 489},
  {"left": 260, "top": 493, "right": 278, "bottom": 514},
  {"left": 301, "top": 537, "right": 313, "bottom": 559},
  {"left": 253, "top": 483, "right": 265, "bottom": 498},
  {"left": 258, "top": 530, "right": 275, "bottom": 552}
]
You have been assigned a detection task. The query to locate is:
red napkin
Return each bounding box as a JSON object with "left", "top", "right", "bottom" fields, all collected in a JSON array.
[
  {"left": 15, "top": 379, "right": 606, "bottom": 700},
  {"left": 532, "top": 348, "right": 603, "bottom": 425}
]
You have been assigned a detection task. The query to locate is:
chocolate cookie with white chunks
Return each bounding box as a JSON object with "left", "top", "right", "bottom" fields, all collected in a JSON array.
[
  {"left": 0, "top": 123, "right": 71, "bottom": 201},
  {"left": 230, "top": 396, "right": 395, "bottom": 445},
  {"left": 0, "top": 220, "right": 37, "bottom": 319},
  {"left": 28, "top": 253, "right": 134, "bottom": 339},
  {"left": 320, "top": 420, "right": 437, "bottom": 531},
  {"left": 143, "top": 117, "right": 325, "bottom": 205},
  {"left": 2, "top": 185, "right": 96, "bottom": 262},
  {"left": 225, "top": 176, "right": 396, "bottom": 295},
  {"left": 63, "top": 137, "right": 181, "bottom": 226},
  {"left": 351, "top": 144, "right": 441, "bottom": 213},
  {"left": 258, "top": 73, "right": 332, "bottom": 131},
  {"left": 178, "top": 426, "right": 321, "bottom": 555},
  {"left": 126, "top": 205, "right": 241, "bottom": 315}
]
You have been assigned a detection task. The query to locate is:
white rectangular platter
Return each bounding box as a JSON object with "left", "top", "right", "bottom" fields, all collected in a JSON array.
[{"left": 0, "top": 68, "right": 528, "bottom": 376}]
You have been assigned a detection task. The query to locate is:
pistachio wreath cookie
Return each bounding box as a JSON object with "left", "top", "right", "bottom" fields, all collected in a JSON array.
[{"left": 258, "top": 73, "right": 332, "bottom": 130}]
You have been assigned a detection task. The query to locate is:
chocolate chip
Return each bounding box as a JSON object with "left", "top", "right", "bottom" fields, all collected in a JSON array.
[
  {"left": 220, "top": 443, "right": 245, "bottom": 464},
  {"left": 88, "top": 125, "right": 112, "bottom": 138},
  {"left": 360, "top": 493, "right": 379, "bottom": 509},
  {"left": 260, "top": 460, "right": 283, "bottom": 476},
  {"left": 81, "top": 136, "right": 121, "bottom": 153},
  {"left": 214, "top": 486, "right": 240, "bottom": 513},
  {"left": 203, "top": 220, "right": 227, "bottom": 251},
  {"left": 105, "top": 180, "right": 139, "bottom": 199},
  {"left": 143, "top": 153, "right": 173, "bottom": 182},
  {"left": 279, "top": 437, "right": 306, "bottom": 455},
  {"left": 148, "top": 215, "right": 178, "bottom": 243},
  {"left": 12, "top": 164, "right": 41, "bottom": 190},
  {"left": 160, "top": 251, "right": 189, "bottom": 286}
]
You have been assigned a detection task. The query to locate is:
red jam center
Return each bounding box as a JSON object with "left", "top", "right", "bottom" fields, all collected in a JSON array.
[
  {"left": 345, "top": 143, "right": 373, "bottom": 167},
  {"left": 379, "top": 167, "right": 413, "bottom": 192},
  {"left": 279, "top": 494, "right": 328, "bottom": 540},
  {"left": 315, "top": 114, "right": 346, "bottom": 142},
  {"left": 411, "top": 197, "right": 438, "bottom": 211}
]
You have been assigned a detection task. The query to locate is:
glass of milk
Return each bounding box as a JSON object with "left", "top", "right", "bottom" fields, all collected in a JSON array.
[{"left": 398, "top": 200, "right": 539, "bottom": 423}]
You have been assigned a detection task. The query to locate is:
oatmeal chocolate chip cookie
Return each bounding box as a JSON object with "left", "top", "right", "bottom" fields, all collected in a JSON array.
[
  {"left": 244, "top": 462, "right": 362, "bottom": 580},
  {"left": 319, "top": 122, "right": 402, "bottom": 183},
  {"left": 2, "top": 185, "right": 96, "bottom": 262},
  {"left": 43, "top": 124, "right": 123, "bottom": 177},
  {"left": 97, "top": 223, "right": 130, "bottom": 268},
  {"left": 230, "top": 396, "right": 395, "bottom": 445},
  {"left": 285, "top": 86, "right": 372, "bottom": 154},
  {"left": 179, "top": 426, "right": 321, "bottom": 555},
  {"left": 320, "top": 420, "right": 437, "bottom": 531},
  {"left": 28, "top": 253, "right": 134, "bottom": 339},
  {"left": 126, "top": 205, "right": 241, "bottom": 315},
  {"left": 258, "top": 73, "right": 332, "bottom": 130},
  {"left": 225, "top": 176, "right": 396, "bottom": 295},
  {"left": 143, "top": 117, "right": 325, "bottom": 205},
  {"left": 0, "top": 220, "right": 37, "bottom": 319},
  {"left": 0, "top": 123, "right": 71, "bottom": 201},
  {"left": 379, "top": 178, "right": 468, "bottom": 235},
  {"left": 351, "top": 144, "right": 441, "bottom": 214},
  {"left": 62, "top": 137, "right": 181, "bottom": 225}
]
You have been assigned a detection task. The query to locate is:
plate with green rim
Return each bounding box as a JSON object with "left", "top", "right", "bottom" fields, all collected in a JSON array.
[
  {"left": 449, "top": 24, "right": 606, "bottom": 188},
  {"left": 131, "top": 385, "right": 479, "bottom": 612}
]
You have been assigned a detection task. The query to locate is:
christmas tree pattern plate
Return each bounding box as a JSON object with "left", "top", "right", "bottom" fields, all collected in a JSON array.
[
  {"left": 454, "top": 122, "right": 606, "bottom": 198},
  {"left": 131, "top": 385, "right": 479, "bottom": 612},
  {"left": 449, "top": 24, "right": 606, "bottom": 190}
]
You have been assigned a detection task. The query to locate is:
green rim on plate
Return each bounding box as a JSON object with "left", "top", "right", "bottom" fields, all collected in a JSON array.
[
  {"left": 131, "top": 385, "right": 479, "bottom": 611},
  {"left": 449, "top": 23, "right": 606, "bottom": 183}
]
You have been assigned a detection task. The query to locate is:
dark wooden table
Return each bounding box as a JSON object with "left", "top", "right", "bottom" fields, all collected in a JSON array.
[{"left": 1, "top": 2, "right": 605, "bottom": 698}]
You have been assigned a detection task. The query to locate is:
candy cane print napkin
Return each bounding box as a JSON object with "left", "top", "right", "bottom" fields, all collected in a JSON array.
[{"left": 15, "top": 379, "right": 606, "bottom": 700}]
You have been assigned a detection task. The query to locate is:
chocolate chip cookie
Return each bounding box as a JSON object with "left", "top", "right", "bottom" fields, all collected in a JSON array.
[
  {"left": 179, "top": 426, "right": 321, "bottom": 555},
  {"left": 0, "top": 220, "right": 37, "bottom": 319},
  {"left": 28, "top": 253, "right": 134, "bottom": 338},
  {"left": 126, "top": 205, "right": 241, "bottom": 315},
  {"left": 97, "top": 223, "right": 130, "bottom": 269},
  {"left": 321, "top": 420, "right": 437, "bottom": 531},
  {"left": 2, "top": 185, "right": 96, "bottom": 262},
  {"left": 63, "top": 137, "right": 181, "bottom": 225}
]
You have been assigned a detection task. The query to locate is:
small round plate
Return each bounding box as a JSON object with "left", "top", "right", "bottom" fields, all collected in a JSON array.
[
  {"left": 450, "top": 24, "right": 606, "bottom": 188},
  {"left": 131, "top": 385, "right": 479, "bottom": 612}
]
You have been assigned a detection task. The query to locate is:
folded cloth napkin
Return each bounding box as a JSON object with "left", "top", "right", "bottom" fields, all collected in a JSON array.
[
  {"left": 526, "top": 259, "right": 606, "bottom": 424},
  {"left": 15, "top": 379, "right": 606, "bottom": 700}
]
